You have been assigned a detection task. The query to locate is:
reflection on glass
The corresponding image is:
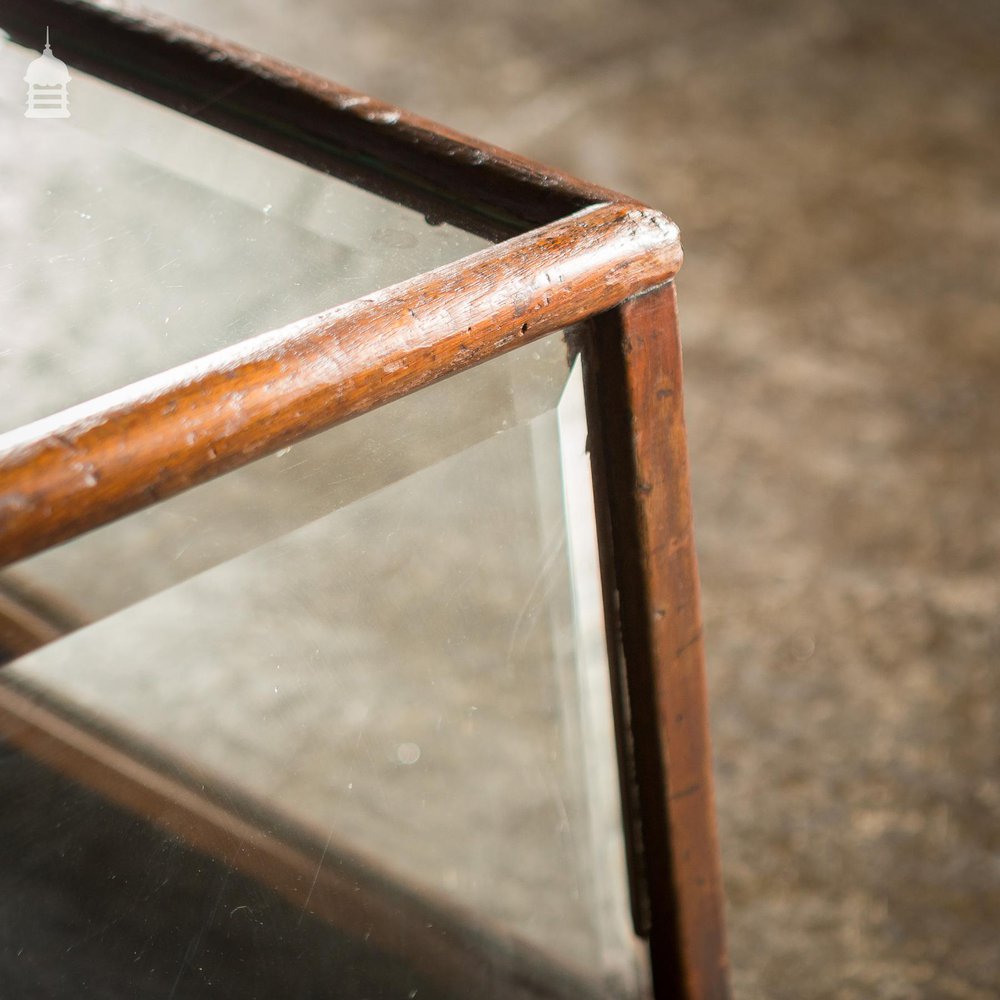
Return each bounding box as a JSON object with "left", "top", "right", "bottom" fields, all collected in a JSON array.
[
  {"left": 1, "top": 336, "right": 650, "bottom": 997},
  {"left": 0, "top": 38, "right": 487, "bottom": 432},
  {"left": 4, "top": 334, "right": 572, "bottom": 625}
]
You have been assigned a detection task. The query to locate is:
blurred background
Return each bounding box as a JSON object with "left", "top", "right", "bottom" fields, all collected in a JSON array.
[{"left": 5, "top": 0, "right": 1000, "bottom": 996}]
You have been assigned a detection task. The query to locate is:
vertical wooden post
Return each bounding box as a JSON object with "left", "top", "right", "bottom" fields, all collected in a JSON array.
[{"left": 583, "top": 282, "right": 729, "bottom": 999}]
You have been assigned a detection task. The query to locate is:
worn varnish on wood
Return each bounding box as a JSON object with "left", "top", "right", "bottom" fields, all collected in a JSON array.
[
  {"left": 0, "top": 2, "right": 730, "bottom": 998},
  {"left": 586, "top": 288, "right": 729, "bottom": 998},
  {"left": 0, "top": 203, "right": 680, "bottom": 567}
]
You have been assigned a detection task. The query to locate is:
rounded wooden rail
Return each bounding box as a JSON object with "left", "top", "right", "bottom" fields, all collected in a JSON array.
[{"left": 0, "top": 202, "right": 681, "bottom": 568}]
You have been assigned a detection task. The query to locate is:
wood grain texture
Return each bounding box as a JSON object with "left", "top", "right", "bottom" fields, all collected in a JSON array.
[
  {"left": 0, "top": 6, "right": 731, "bottom": 993},
  {"left": 584, "top": 286, "right": 730, "bottom": 1000},
  {"left": 0, "top": 0, "right": 620, "bottom": 240},
  {"left": 0, "top": 202, "right": 681, "bottom": 569},
  {"left": 0, "top": 590, "right": 66, "bottom": 661}
]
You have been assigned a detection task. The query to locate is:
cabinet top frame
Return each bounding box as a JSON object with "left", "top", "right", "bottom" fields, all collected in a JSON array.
[{"left": 0, "top": 0, "right": 682, "bottom": 566}]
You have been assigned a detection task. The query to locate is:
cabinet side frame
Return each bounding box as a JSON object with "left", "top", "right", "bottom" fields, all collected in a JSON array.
[
  {"left": 584, "top": 286, "right": 729, "bottom": 999},
  {"left": 0, "top": 3, "right": 730, "bottom": 997}
]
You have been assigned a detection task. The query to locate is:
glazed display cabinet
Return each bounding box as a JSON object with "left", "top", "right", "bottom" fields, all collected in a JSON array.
[{"left": 0, "top": 2, "right": 728, "bottom": 997}]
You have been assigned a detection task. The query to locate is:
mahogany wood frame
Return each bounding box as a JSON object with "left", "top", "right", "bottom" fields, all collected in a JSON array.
[{"left": 0, "top": 2, "right": 729, "bottom": 997}]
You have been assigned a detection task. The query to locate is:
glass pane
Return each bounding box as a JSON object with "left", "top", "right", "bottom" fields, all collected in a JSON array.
[
  {"left": 1, "top": 334, "right": 651, "bottom": 998},
  {"left": 0, "top": 35, "right": 487, "bottom": 432},
  {"left": 1, "top": 334, "right": 570, "bottom": 628}
]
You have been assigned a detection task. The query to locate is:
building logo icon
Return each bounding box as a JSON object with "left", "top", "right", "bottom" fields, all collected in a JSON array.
[{"left": 24, "top": 28, "right": 71, "bottom": 119}]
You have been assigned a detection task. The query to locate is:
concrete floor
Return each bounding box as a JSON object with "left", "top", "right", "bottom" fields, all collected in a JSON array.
[
  {"left": 4, "top": 0, "right": 1000, "bottom": 997},
  {"left": 145, "top": 1, "right": 999, "bottom": 996}
]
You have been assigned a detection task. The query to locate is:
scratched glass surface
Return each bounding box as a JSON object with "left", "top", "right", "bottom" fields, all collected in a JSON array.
[
  {"left": 0, "top": 36, "right": 487, "bottom": 434},
  {"left": 2, "top": 336, "right": 651, "bottom": 998}
]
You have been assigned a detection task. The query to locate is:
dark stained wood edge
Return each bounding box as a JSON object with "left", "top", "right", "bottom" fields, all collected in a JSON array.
[
  {"left": 0, "top": 202, "right": 682, "bottom": 569},
  {"left": 0, "top": 675, "right": 607, "bottom": 1000},
  {"left": 0, "top": 586, "right": 70, "bottom": 662},
  {"left": 583, "top": 285, "right": 730, "bottom": 999},
  {"left": 568, "top": 318, "right": 654, "bottom": 940},
  {"left": 0, "top": 0, "right": 622, "bottom": 240},
  {"left": 0, "top": 8, "right": 731, "bottom": 992}
]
